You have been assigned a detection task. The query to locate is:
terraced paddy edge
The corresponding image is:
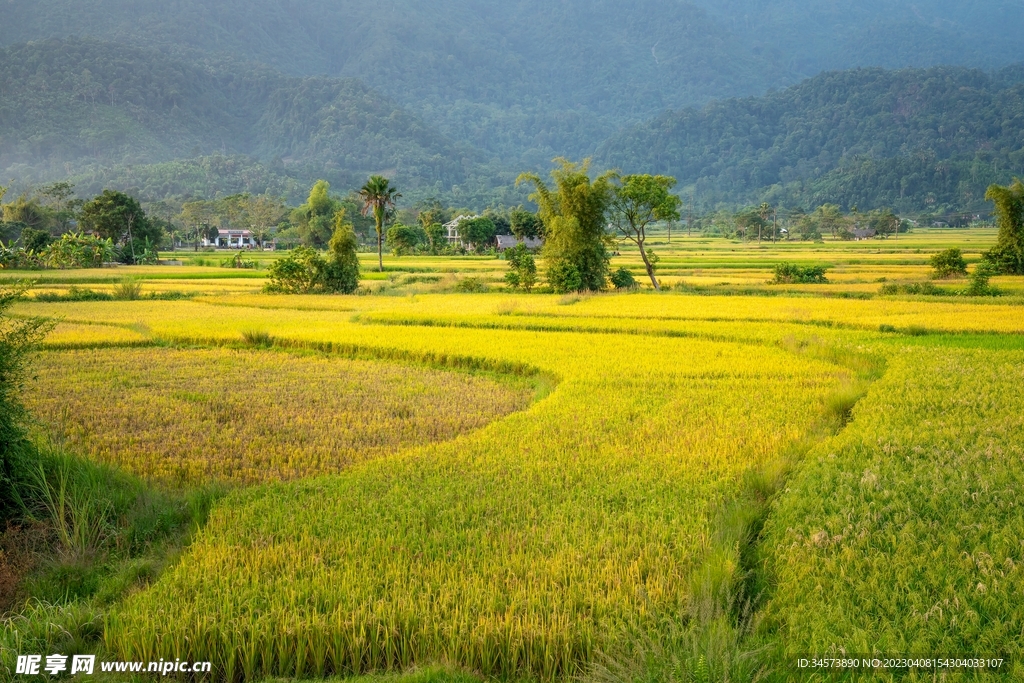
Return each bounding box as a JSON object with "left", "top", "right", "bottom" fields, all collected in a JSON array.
[
  {"left": 25, "top": 347, "right": 537, "bottom": 485},
  {"left": 53, "top": 301, "right": 849, "bottom": 679},
  {"left": 761, "top": 345, "right": 1024, "bottom": 680}
]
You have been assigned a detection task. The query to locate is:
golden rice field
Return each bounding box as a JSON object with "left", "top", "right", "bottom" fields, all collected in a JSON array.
[
  {"left": 3, "top": 228, "right": 1024, "bottom": 682},
  {"left": 26, "top": 347, "right": 535, "bottom": 485}
]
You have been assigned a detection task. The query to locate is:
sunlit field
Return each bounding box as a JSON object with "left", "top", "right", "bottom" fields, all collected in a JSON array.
[{"left": 3, "top": 227, "right": 1023, "bottom": 682}]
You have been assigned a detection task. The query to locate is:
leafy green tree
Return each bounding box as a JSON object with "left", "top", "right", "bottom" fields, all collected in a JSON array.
[
  {"left": 869, "top": 208, "right": 901, "bottom": 239},
  {"left": 79, "top": 190, "right": 161, "bottom": 264},
  {"left": 966, "top": 260, "right": 999, "bottom": 296},
  {"left": 2, "top": 196, "right": 48, "bottom": 231},
  {"left": 458, "top": 217, "right": 496, "bottom": 252},
  {"left": 509, "top": 208, "right": 544, "bottom": 239},
  {"left": 504, "top": 243, "right": 537, "bottom": 291},
  {"left": 264, "top": 247, "right": 328, "bottom": 294},
  {"left": 609, "top": 174, "right": 681, "bottom": 290},
  {"left": 359, "top": 176, "right": 401, "bottom": 272},
  {"left": 814, "top": 204, "right": 847, "bottom": 240},
  {"left": 517, "top": 159, "right": 613, "bottom": 293},
  {"left": 324, "top": 211, "right": 360, "bottom": 294},
  {"left": 294, "top": 180, "right": 341, "bottom": 249},
  {"left": 38, "top": 181, "right": 83, "bottom": 233},
  {"left": 734, "top": 209, "right": 765, "bottom": 241},
  {"left": 423, "top": 223, "right": 446, "bottom": 254},
  {"left": 985, "top": 179, "right": 1024, "bottom": 274},
  {"left": 930, "top": 248, "right": 968, "bottom": 279},
  {"left": 386, "top": 224, "right": 423, "bottom": 256}
]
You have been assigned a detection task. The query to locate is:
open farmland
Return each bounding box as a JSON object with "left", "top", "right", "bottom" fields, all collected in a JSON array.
[{"left": 2, "top": 229, "right": 1023, "bottom": 682}]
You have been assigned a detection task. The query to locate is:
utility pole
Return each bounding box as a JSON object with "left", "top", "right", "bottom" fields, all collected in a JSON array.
[{"left": 773, "top": 207, "right": 778, "bottom": 243}]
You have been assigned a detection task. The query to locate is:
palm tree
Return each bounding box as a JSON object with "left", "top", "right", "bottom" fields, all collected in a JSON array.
[{"left": 358, "top": 176, "right": 401, "bottom": 272}]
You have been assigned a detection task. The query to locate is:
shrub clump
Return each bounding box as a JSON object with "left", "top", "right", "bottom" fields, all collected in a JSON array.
[
  {"left": 879, "top": 282, "right": 943, "bottom": 296},
  {"left": 264, "top": 221, "right": 359, "bottom": 295},
  {"left": 929, "top": 248, "right": 968, "bottom": 279},
  {"left": 610, "top": 267, "right": 638, "bottom": 290},
  {"left": 772, "top": 263, "right": 829, "bottom": 284},
  {"left": 504, "top": 243, "right": 537, "bottom": 292}
]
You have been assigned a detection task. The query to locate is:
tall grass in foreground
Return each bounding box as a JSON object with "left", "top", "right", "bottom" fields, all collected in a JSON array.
[{"left": 761, "top": 347, "right": 1024, "bottom": 679}]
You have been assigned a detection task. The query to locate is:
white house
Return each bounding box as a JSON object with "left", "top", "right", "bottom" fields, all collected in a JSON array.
[
  {"left": 203, "top": 229, "right": 256, "bottom": 249},
  {"left": 443, "top": 215, "right": 481, "bottom": 246}
]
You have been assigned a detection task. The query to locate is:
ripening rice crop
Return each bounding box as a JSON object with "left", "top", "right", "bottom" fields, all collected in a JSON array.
[
  {"left": 94, "top": 300, "right": 850, "bottom": 680},
  {"left": 25, "top": 347, "right": 534, "bottom": 484},
  {"left": 762, "top": 345, "right": 1024, "bottom": 679}
]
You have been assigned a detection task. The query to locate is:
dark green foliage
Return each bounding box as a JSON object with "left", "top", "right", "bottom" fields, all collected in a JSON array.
[
  {"left": 600, "top": 66, "right": 1024, "bottom": 213},
  {"left": 19, "top": 228, "right": 51, "bottom": 252},
  {"left": 545, "top": 261, "right": 583, "bottom": 294},
  {"left": 519, "top": 160, "right": 613, "bottom": 294},
  {"left": 458, "top": 217, "right": 497, "bottom": 253},
  {"left": 929, "top": 248, "right": 968, "bottom": 279},
  {"left": 984, "top": 179, "right": 1024, "bottom": 274},
  {"left": 79, "top": 190, "right": 162, "bottom": 264},
  {"left": 0, "top": 39, "right": 480, "bottom": 202},
  {"left": 504, "top": 243, "right": 537, "bottom": 292},
  {"left": 772, "top": 263, "right": 829, "bottom": 284},
  {"left": 386, "top": 224, "right": 424, "bottom": 256},
  {"left": 0, "top": 285, "right": 48, "bottom": 523},
  {"left": 610, "top": 267, "right": 638, "bottom": 290},
  {"left": 1, "top": 221, "right": 29, "bottom": 245}
]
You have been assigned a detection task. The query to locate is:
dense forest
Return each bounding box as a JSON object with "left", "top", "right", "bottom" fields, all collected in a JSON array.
[
  {"left": 0, "top": 39, "right": 492, "bottom": 202},
  {"left": 3, "top": 0, "right": 1023, "bottom": 164},
  {"left": 599, "top": 65, "right": 1024, "bottom": 213}
]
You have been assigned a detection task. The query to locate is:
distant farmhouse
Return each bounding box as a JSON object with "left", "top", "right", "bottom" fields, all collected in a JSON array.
[
  {"left": 443, "top": 215, "right": 479, "bottom": 246},
  {"left": 496, "top": 235, "right": 544, "bottom": 251},
  {"left": 445, "top": 215, "right": 544, "bottom": 251},
  {"left": 851, "top": 228, "right": 876, "bottom": 241}
]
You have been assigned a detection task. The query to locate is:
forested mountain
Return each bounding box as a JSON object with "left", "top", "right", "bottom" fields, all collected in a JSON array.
[
  {"left": 598, "top": 66, "right": 1024, "bottom": 213},
  {"left": 4, "top": 0, "right": 1022, "bottom": 164},
  {"left": 0, "top": 39, "right": 487, "bottom": 201}
]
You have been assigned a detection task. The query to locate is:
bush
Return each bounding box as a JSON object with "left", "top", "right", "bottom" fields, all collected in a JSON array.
[
  {"left": 610, "top": 267, "right": 638, "bottom": 290},
  {"left": 772, "top": 263, "right": 829, "bottom": 284},
  {"left": 930, "top": 248, "right": 968, "bottom": 278},
  {"left": 264, "top": 247, "right": 328, "bottom": 294},
  {"left": 964, "top": 260, "right": 1000, "bottom": 296},
  {"left": 113, "top": 277, "right": 143, "bottom": 301},
  {"left": 20, "top": 227, "right": 51, "bottom": 252},
  {"left": 264, "top": 223, "right": 359, "bottom": 295},
  {"left": 221, "top": 252, "right": 257, "bottom": 269},
  {"left": 0, "top": 285, "right": 49, "bottom": 522},
  {"left": 453, "top": 277, "right": 488, "bottom": 293},
  {"left": 546, "top": 260, "right": 583, "bottom": 293},
  {"left": 879, "top": 282, "right": 943, "bottom": 296},
  {"left": 42, "top": 233, "right": 114, "bottom": 269},
  {"left": 504, "top": 243, "right": 537, "bottom": 292}
]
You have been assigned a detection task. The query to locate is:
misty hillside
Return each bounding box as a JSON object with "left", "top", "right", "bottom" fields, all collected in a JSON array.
[
  {"left": 0, "top": 39, "right": 483, "bottom": 198},
  {"left": 4, "top": 0, "right": 1023, "bottom": 163},
  {"left": 598, "top": 65, "right": 1024, "bottom": 213}
]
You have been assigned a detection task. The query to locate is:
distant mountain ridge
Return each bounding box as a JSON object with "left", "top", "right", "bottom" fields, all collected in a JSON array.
[
  {"left": 0, "top": 39, "right": 485, "bottom": 200},
  {"left": 4, "top": 0, "right": 1023, "bottom": 164},
  {"left": 598, "top": 65, "right": 1024, "bottom": 213}
]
